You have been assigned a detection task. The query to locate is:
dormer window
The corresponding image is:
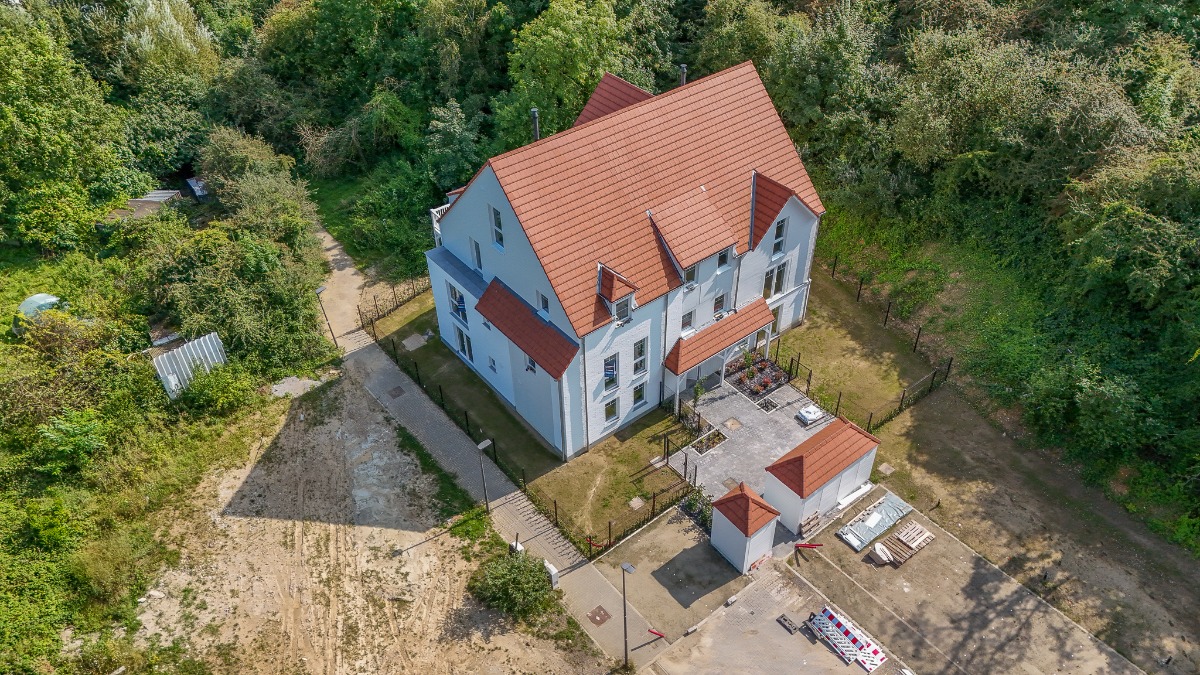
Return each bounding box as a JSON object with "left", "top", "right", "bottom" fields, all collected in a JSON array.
[
  {"left": 614, "top": 297, "right": 631, "bottom": 322},
  {"left": 772, "top": 218, "right": 787, "bottom": 256},
  {"left": 491, "top": 207, "right": 505, "bottom": 248},
  {"left": 717, "top": 248, "right": 731, "bottom": 268},
  {"left": 684, "top": 264, "right": 697, "bottom": 284}
]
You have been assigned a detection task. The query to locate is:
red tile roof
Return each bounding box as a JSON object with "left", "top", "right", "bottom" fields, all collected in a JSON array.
[
  {"left": 488, "top": 61, "right": 823, "bottom": 338},
  {"left": 664, "top": 298, "right": 775, "bottom": 375},
  {"left": 474, "top": 279, "right": 579, "bottom": 379},
  {"left": 598, "top": 264, "right": 637, "bottom": 302},
  {"left": 766, "top": 417, "right": 879, "bottom": 498},
  {"left": 651, "top": 186, "right": 739, "bottom": 269},
  {"left": 713, "top": 482, "right": 780, "bottom": 536},
  {"left": 573, "top": 73, "right": 653, "bottom": 127},
  {"left": 751, "top": 172, "right": 797, "bottom": 249}
]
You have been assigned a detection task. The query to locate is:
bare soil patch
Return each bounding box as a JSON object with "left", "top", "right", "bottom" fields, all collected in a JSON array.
[
  {"left": 136, "top": 377, "right": 603, "bottom": 674},
  {"left": 791, "top": 273, "right": 1200, "bottom": 673}
]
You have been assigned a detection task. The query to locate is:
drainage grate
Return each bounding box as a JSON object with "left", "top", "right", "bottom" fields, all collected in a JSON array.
[{"left": 388, "top": 385, "right": 405, "bottom": 399}]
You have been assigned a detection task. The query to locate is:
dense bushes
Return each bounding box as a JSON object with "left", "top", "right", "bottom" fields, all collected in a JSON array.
[{"left": 468, "top": 552, "right": 555, "bottom": 621}]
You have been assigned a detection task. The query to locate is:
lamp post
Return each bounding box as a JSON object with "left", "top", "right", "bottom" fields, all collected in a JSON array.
[
  {"left": 476, "top": 439, "right": 492, "bottom": 513},
  {"left": 315, "top": 285, "right": 337, "bottom": 348},
  {"left": 621, "top": 562, "right": 636, "bottom": 668}
]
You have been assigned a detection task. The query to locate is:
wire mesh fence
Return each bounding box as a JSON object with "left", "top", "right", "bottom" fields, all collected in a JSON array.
[{"left": 358, "top": 275, "right": 432, "bottom": 338}]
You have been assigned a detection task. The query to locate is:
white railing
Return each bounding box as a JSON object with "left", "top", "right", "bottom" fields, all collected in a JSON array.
[{"left": 430, "top": 203, "right": 451, "bottom": 221}]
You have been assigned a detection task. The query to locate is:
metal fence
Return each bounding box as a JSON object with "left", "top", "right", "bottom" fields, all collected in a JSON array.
[{"left": 358, "top": 275, "right": 432, "bottom": 338}]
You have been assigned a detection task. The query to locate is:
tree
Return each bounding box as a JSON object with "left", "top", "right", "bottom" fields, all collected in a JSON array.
[
  {"left": 492, "top": 0, "right": 642, "bottom": 147},
  {"left": 468, "top": 553, "right": 554, "bottom": 620},
  {"left": 694, "top": 0, "right": 782, "bottom": 75},
  {"left": 424, "top": 99, "right": 482, "bottom": 191}
]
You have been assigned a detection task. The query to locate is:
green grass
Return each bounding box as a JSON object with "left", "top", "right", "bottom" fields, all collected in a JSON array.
[{"left": 397, "top": 426, "right": 476, "bottom": 519}]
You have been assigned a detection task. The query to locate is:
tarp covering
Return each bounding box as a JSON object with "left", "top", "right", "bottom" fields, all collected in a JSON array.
[
  {"left": 152, "top": 332, "right": 227, "bottom": 399},
  {"left": 837, "top": 491, "right": 912, "bottom": 552}
]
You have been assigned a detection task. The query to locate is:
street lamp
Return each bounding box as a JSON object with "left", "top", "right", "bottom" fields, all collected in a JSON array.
[
  {"left": 314, "top": 285, "right": 337, "bottom": 348},
  {"left": 621, "top": 562, "right": 636, "bottom": 668},
  {"left": 477, "top": 439, "right": 492, "bottom": 513}
]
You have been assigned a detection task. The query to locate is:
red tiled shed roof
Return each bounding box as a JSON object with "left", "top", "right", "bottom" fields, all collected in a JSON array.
[
  {"left": 573, "top": 73, "right": 653, "bottom": 126},
  {"left": 713, "top": 482, "right": 780, "bottom": 537},
  {"left": 598, "top": 264, "right": 637, "bottom": 302},
  {"left": 751, "top": 172, "right": 797, "bottom": 249},
  {"left": 766, "top": 417, "right": 879, "bottom": 498},
  {"left": 651, "top": 187, "right": 739, "bottom": 269},
  {"left": 663, "top": 298, "right": 775, "bottom": 375},
  {"left": 488, "top": 61, "right": 823, "bottom": 338},
  {"left": 474, "top": 279, "right": 579, "bottom": 379}
]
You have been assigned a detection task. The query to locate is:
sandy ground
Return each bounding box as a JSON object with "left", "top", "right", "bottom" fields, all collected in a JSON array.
[{"left": 135, "top": 377, "right": 602, "bottom": 674}]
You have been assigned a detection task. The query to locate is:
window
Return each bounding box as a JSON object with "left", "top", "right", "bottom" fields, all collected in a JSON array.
[
  {"left": 717, "top": 248, "right": 730, "bottom": 268},
  {"left": 633, "top": 338, "right": 647, "bottom": 374},
  {"left": 491, "top": 207, "right": 504, "bottom": 248},
  {"left": 454, "top": 326, "right": 473, "bottom": 362},
  {"left": 526, "top": 355, "right": 537, "bottom": 372},
  {"left": 614, "top": 297, "right": 631, "bottom": 321},
  {"left": 713, "top": 294, "right": 726, "bottom": 314},
  {"left": 771, "top": 307, "right": 781, "bottom": 333},
  {"left": 763, "top": 262, "right": 787, "bottom": 299},
  {"left": 684, "top": 264, "right": 697, "bottom": 284},
  {"left": 537, "top": 291, "right": 550, "bottom": 315},
  {"left": 633, "top": 382, "right": 646, "bottom": 407},
  {"left": 682, "top": 310, "right": 694, "bottom": 331},
  {"left": 488, "top": 356, "right": 497, "bottom": 372},
  {"left": 471, "top": 238, "right": 483, "bottom": 269},
  {"left": 604, "top": 354, "right": 618, "bottom": 390},
  {"left": 772, "top": 218, "right": 787, "bottom": 256},
  {"left": 604, "top": 399, "right": 619, "bottom": 422},
  {"left": 448, "top": 283, "right": 468, "bottom": 324}
]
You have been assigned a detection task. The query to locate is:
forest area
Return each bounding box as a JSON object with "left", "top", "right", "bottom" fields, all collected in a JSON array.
[{"left": 1, "top": 0, "right": 1199, "bottom": 671}]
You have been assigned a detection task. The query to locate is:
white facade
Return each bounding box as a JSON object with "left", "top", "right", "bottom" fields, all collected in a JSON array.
[
  {"left": 765, "top": 448, "right": 878, "bottom": 535},
  {"left": 711, "top": 509, "right": 778, "bottom": 574}
]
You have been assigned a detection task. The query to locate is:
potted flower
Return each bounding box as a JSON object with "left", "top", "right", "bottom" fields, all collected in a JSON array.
[{"left": 762, "top": 377, "right": 772, "bottom": 387}]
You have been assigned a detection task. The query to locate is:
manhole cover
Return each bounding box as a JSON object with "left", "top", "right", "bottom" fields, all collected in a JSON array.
[
  {"left": 587, "top": 605, "right": 611, "bottom": 626},
  {"left": 401, "top": 333, "right": 428, "bottom": 351},
  {"left": 878, "top": 462, "right": 895, "bottom": 476},
  {"left": 629, "top": 496, "right": 645, "bottom": 511},
  {"left": 723, "top": 418, "right": 742, "bottom": 431},
  {"left": 388, "top": 385, "right": 405, "bottom": 399},
  {"left": 722, "top": 478, "right": 739, "bottom": 491}
]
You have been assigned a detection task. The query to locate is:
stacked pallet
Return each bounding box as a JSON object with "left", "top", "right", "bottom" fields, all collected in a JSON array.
[{"left": 876, "top": 520, "right": 935, "bottom": 566}]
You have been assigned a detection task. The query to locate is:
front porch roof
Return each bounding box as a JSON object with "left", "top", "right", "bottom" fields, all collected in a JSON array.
[
  {"left": 475, "top": 279, "right": 579, "bottom": 379},
  {"left": 664, "top": 298, "right": 775, "bottom": 375}
]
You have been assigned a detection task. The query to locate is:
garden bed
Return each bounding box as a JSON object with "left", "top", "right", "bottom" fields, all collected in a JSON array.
[
  {"left": 724, "top": 354, "right": 790, "bottom": 400},
  {"left": 689, "top": 429, "right": 727, "bottom": 455}
]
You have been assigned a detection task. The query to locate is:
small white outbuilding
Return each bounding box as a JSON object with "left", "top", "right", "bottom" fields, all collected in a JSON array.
[
  {"left": 710, "top": 482, "right": 780, "bottom": 574},
  {"left": 764, "top": 416, "right": 879, "bottom": 535}
]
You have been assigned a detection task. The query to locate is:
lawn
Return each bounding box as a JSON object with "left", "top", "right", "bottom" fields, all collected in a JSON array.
[
  {"left": 374, "top": 291, "right": 691, "bottom": 541},
  {"left": 773, "top": 272, "right": 941, "bottom": 425}
]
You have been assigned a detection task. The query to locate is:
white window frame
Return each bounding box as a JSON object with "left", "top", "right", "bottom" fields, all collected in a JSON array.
[
  {"left": 491, "top": 206, "right": 504, "bottom": 249},
  {"left": 684, "top": 264, "right": 697, "bottom": 284},
  {"left": 603, "top": 353, "right": 619, "bottom": 391},
  {"left": 633, "top": 338, "right": 647, "bottom": 374},
  {"left": 471, "top": 238, "right": 483, "bottom": 270},
  {"left": 448, "top": 283, "right": 468, "bottom": 325},
  {"left": 454, "top": 326, "right": 473, "bottom": 362},
  {"left": 682, "top": 310, "right": 694, "bottom": 332},
  {"left": 537, "top": 291, "right": 550, "bottom": 316},
  {"left": 714, "top": 293, "right": 726, "bottom": 314},
  {"left": 604, "top": 398, "right": 619, "bottom": 423},
  {"left": 526, "top": 355, "right": 537, "bottom": 372},
  {"left": 614, "top": 296, "right": 631, "bottom": 322},
  {"left": 633, "top": 382, "right": 646, "bottom": 407},
  {"left": 717, "top": 248, "right": 731, "bottom": 269},
  {"left": 771, "top": 218, "right": 787, "bottom": 257},
  {"left": 764, "top": 262, "right": 788, "bottom": 299},
  {"left": 488, "top": 356, "right": 497, "bottom": 372}
]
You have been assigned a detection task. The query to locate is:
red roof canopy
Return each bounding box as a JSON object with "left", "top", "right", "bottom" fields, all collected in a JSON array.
[
  {"left": 713, "top": 482, "right": 780, "bottom": 536},
  {"left": 664, "top": 298, "right": 775, "bottom": 375},
  {"left": 474, "top": 280, "right": 579, "bottom": 379},
  {"left": 598, "top": 264, "right": 637, "bottom": 302},
  {"left": 751, "top": 172, "right": 798, "bottom": 249},
  {"left": 573, "top": 73, "right": 653, "bottom": 127},
  {"left": 766, "top": 418, "right": 879, "bottom": 498},
  {"left": 488, "top": 61, "right": 823, "bottom": 338},
  {"left": 651, "top": 186, "right": 739, "bottom": 270}
]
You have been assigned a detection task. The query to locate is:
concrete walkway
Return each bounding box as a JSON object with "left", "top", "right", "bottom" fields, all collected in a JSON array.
[{"left": 316, "top": 227, "right": 668, "bottom": 667}]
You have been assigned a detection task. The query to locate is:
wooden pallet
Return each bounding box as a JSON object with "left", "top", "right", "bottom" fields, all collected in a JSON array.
[{"left": 877, "top": 520, "right": 935, "bottom": 566}]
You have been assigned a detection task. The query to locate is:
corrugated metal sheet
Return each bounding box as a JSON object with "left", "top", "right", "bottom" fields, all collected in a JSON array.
[
  {"left": 152, "top": 332, "right": 228, "bottom": 399},
  {"left": 837, "top": 491, "right": 913, "bottom": 552}
]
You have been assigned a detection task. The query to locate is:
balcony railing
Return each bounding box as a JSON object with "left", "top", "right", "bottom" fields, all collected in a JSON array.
[{"left": 430, "top": 203, "right": 451, "bottom": 222}]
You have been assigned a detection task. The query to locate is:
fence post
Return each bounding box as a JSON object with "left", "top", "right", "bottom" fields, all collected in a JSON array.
[
  {"left": 945, "top": 356, "right": 953, "bottom": 380},
  {"left": 371, "top": 317, "right": 377, "bottom": 340},
  {"left": 411, "top": 278, "right": 417, "bottom": 297},
  {"left": 490, "top": 438, "right": 497, "bottom": 463},
  {"left": 883, "top": 301, "right": 892, "bottom": 327},
  {"left": 522, "top": 467, "right": 527, "bottom": 489},
  {"left": 773, "top": 339, "right": 780, "bottom": 362},
  {"left": 857, "top": 277, "right": 864, "bottom": 301},
  {"left": 898, "top": 387, "right": 907, "bottom": 411},
  {"left": 651, "top": 492, "right": 657, "bottom": 515},
  {"left": 392, "top": 284, "right": 399, "bottom": 306},
  {"left": 806, "top": 369, "right": 813, "bottom": 396},
  {"left": 867, "top": 411, "right": 874, "bottom": 433},
  {"left": 390, "top": 337, "right": 398, "bottom": 360},
  {"left": 834, "top": 391, "right": 842, "bottom": 417},
  {"left": 554, "top": 500, "right": 558, "bottom": 526},
  {"left": 831, "top": 254, "right": 838, "bottom": 278},
  {"left": 438, "top": 385, "right": 444, "bottom": 409},
  {"left": 684, "top": 452, "right": 688, "bottom": 481},
  {"left": 464, "top": 410, "right": 471, "bottom": 437},
  {"left": 928, "top": 370, "right": 937, "bottom": 395},
  {"left": 608, "top": 521, "right": 613, "bottom": 548},
  {"left": 912, "top": 325, "right": 923, "bottom": 352},
  {"left": 357, "top": 305, "right": 367, "bottom": 328}
]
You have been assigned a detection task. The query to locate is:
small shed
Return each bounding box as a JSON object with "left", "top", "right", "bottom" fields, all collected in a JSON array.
[
  {"left": 764, "top": 417, "right": 879, "bottom": 535},
  {"left": 710, "top": 482, "right": 780, "bottom": 574},
  {"left": 186, "top": 177, "right": 210, "bottom": 201},
  {"left": 152, "top": 332, "right": 227, "bottom": 399},
  {"left": 12, "top": 293, "right": 62, "bottom": 336}
]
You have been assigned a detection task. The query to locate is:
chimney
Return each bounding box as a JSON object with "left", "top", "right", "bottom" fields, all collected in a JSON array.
[
  {"left": 679, "top": 64, "right": 687, "bottom": 86},
  {"left": 531, "top": 108, "right": 541, "bottom": 141}
]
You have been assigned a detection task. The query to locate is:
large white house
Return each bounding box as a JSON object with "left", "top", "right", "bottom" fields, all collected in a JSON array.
[{"left": 426, "top": 62, "right": 826, "bottom": 460}]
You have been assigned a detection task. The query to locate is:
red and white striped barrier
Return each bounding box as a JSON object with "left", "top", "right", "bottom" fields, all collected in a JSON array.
[{"left": 810, "top": 606, "right": 889, "bottom": 673}]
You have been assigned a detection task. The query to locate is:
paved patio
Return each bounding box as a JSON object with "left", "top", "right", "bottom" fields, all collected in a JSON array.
[{"left": 668, "top": 379, "right": 834, "bottom": 498}]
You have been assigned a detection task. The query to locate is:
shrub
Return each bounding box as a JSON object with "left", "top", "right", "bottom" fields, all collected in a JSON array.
[
  {"left": 178, "top": 363, "right": 258, "bottom": 416},
  {"left": 34, "top": 408, "right": 109, "bottom": 477},
  {"left": 468, "top": 552, "right": 554, "bottom": 621}
]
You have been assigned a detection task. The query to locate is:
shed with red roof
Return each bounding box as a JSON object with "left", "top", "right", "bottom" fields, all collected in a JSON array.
[{"left": 711, "top": 482, "right": 780, "bottom": 573}]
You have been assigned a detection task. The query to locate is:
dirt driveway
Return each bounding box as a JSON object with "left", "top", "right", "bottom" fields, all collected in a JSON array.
[
  {"left": 136, "top": 377, "right": 602, "bottom": 674},
  {"left": 792, "top": 272, "right": 1200, "bottom": 673}
]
